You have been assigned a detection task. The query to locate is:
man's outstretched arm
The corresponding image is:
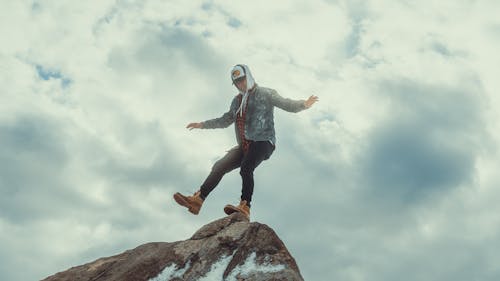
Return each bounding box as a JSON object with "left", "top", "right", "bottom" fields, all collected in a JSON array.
[
  {"left": 270, "top": 89, "right": 319, "bottom": 112},
  {"left": 186, "top": 111, "right": 236, "bottom": 130},
  {"left": 187, "top": 97, "right": 238, "bottom": 130}
]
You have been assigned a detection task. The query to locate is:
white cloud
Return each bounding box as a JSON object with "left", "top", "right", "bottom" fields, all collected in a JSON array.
[{"left": 1, "top": 1, "right": 500, "bottom": 280}]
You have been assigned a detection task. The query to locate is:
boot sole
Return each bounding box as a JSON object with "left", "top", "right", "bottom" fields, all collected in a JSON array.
[
  {"left": 224, "top": 205, "right": 249, "bottom": 219},
  {"left": 173, "top": 193, "right": 200, "bottom": 215},
  {"left": 224, "top": 205, "right": 238, "bottom": 215}
]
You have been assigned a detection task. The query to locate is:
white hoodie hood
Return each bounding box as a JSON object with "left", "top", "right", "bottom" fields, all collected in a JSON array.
[{"left": 231, "top": 64, "right": 256, "bottom": 116}]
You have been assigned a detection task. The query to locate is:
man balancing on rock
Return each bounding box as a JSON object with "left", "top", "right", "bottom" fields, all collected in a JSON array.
[{"left": 174, "top": 64, "right": 318, "bottom": 220}]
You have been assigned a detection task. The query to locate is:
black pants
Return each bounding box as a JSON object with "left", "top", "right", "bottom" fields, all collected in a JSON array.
[{"left": 199, "top": 141, "right": 275, "bottom": 206}]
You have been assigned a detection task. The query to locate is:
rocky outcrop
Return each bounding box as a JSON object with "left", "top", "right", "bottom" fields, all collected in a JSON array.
[{"left": 43, "top": 213, "right": 304, "bottom": 281}]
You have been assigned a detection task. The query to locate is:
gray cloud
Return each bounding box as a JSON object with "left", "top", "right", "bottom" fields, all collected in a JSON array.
[
  {"left": 360, "top": 78, "right": 487, "bottom": 207},
  {"left": 0, "top": 114, "right": 201, "bottom": 280},
  {"left": 90, "top": 120, "right": 183, "bottom": 183},
  {"left": 0, "top": 115, "right": 81, "bottom": 222},
  {"left": 105, "top": 19, "right": 224, "bottom": 71},
  {"left": 107, "top": 22, "right": 233, "bottom": 115},
  {"left": 2, "top": 1, "right": 500, "bottom": 281},
  {"left": 342, "top": 0, "right": 370, "bottom": 58},
  {"left": 242, "top": 75, "right": 491, "bottom": 280},
  {"left": 36, "top": 64, "right": 72, "bottom": 88},
  {"left": 227, "top": 17, "right": 242, "bottom": 28},
  {"left": 430, "top": 41, "right": 452, "bottom": 57}
]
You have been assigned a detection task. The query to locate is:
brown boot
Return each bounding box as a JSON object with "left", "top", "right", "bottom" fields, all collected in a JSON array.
[
  {"left": 173, "top": 191, "right": 204, "bottom": 215},
  {"left": 224, "top": 200, "right": 250, "bottom": 220}
]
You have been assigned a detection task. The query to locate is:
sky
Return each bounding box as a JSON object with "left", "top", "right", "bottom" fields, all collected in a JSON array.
[{"left": 1, "top": 0, "right": 500, "bottom": 280}]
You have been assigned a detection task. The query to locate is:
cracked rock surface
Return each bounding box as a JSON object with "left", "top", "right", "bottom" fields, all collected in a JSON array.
[{"left": 43, "top": 213, "right": 304, "bottom": 281}]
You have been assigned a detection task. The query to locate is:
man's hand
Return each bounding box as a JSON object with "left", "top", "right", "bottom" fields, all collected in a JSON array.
[
  {"left": 187, "top": 122, "right": 203, "bottom": 130},
  {"left": 304, "top": 95, "right": 319, "bottom": 109}
]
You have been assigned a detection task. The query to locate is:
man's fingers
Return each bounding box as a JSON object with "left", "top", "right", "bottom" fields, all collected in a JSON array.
[
  {"left": 187, "top": 122, "right": 202, "bottom": 130},
  {"left": 304, "top": 95, "right": 319, "bottom": 108}
]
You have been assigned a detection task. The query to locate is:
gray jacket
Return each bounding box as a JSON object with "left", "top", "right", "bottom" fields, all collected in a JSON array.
[{"left": 202, "top": 86, "right": 306, "bottom": 145}]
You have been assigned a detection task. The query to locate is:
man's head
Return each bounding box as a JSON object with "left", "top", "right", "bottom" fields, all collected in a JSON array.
[
  {"left": 231, "top": 65, "right": 247, "bottom": 92},
  {"left": 230, "top": 64, "right": 255, "bottom": 93}
]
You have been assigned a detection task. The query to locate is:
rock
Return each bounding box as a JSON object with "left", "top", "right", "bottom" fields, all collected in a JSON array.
[{"left": 43, "top": 213, "right": 304, "bottom": 281}]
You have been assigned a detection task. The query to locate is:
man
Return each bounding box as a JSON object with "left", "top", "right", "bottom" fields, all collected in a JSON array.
[{"left": 174, "top": 64, "right": 318, "bottom": 219}]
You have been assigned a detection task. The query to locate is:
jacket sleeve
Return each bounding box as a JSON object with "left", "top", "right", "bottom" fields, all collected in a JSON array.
[
  {"left": 269, "top": 89, "right": 306, "bottom": 113},
  {"left": 201, "top": 98, "right": 237, "bottom": 129}
]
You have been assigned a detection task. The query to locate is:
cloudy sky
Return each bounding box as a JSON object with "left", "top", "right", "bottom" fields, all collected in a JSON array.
[{"left": 1, "top": 0, "right": 500, "bottom": 280}]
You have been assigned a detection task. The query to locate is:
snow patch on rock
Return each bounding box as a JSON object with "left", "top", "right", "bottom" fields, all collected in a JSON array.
[
  {"left": 226, "top": 252, "right": 286, "bottom": 280},
  {"left": 198, "top": 254, "right": 233, "bottom": 281},
  {"left": 148, "top": 261, "right": 190, "bottom": 281}
]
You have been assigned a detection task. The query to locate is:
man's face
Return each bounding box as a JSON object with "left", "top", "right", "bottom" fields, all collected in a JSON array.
[{"left": 234, "top": 77, "right": 247, "bottom": 92}]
